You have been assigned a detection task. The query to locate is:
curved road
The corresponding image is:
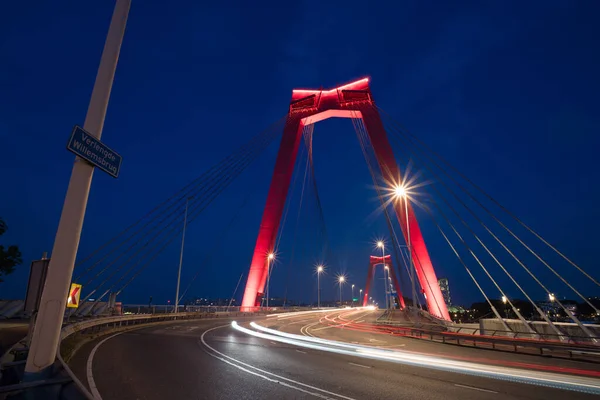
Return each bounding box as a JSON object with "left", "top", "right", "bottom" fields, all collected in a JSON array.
[{"left": 69, "top": 310, "right": 600, "bottom": 399}]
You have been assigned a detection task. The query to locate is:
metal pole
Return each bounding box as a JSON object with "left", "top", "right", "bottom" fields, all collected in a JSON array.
[
  {"left": 382, "top": 245, "right": 389, "bottom": 310},
  {"left": 227, "top": 273, "right": 244, "bottom": 312},
  {"left": 174, "top": 198, "right": 189, "bottom": 313},
  {"left": 317, "top": 272, "right": 320, "bottom": 309},
  {"left": 351, "top": 285, "right": 354, "bottom": 307},
  {"left": 406, "top": 197, "right": 417, "bottom": 311},
  {"left": 25, "top": 0, "right": 130, "bottom": 377},
  {"left": 339, "top": 282, "right": 342, "bottom": 306},
  {"left": 266, "top": 259, "right": 270, "bottom": 309}
]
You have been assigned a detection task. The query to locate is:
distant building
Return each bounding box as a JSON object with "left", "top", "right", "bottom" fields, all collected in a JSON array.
[{"left": 438, "top": 278, "right": 451, "bottom": 307}]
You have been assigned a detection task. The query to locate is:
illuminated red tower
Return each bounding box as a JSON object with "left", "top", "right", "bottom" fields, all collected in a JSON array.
[
  {"left": 241, "top": 78, "right": 451, "bottom": 321},
  {"left": 362, "top": 255, "right": 406, "bottom": 309}
]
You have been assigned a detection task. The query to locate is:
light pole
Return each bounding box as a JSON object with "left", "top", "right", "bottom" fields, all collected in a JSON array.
[
  {"left": 548, "top": 293, "right": 555, "bottom": 321},
  {"left": 385, "top": 266, "right": 392, "bottom": 309},
  {"left": 317, "top": 265, "right": 324, "bottom": 308},
  {"left": 377, "top": 241, "right": 389, "bottom": 309},
  {"left": 394, "top": 185, "right": 417, "bottom": 310},
  {"left": 502, "top": 295, "right": 508, "bottom": 318},
  {"left": 174, "top": 197, "right": 190, "bottom": 313},
  {"left": 338, "top": 276, "right": 345, "bottom": 306},
  {"left": 25, "top": 0, "right": 131, "bottom": 376},
  {"left": 351, "top": 284, "right": 355, "bottom": 306},
  {"left": 359, "top": 289, "right": 363, "bottom": 305},
  {"left": 266, "top": 253, "right": 274, "bottom": 309}
]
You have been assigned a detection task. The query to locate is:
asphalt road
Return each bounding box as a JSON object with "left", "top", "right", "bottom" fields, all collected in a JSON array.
[{"left": 69, "top": 311, "right": 600, "bottom": 400}]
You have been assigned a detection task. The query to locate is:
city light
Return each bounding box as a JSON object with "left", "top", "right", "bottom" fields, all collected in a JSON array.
[
  {"left": 377, "top": 241, "right": 384, "bottom": 248},
  {"left": 317, "top": 265, "right": 324, "bottom": 273},
  {"left": 502, "top": 295, "right": 507, "bottom": 304},
  {"left": 549, "top": 293, "right": 555, "bottom": 302},
  {"left": 268, "top": 253, "right": 275, "bottom": 260},
  {"left": 339, "top": 276, "right": 345, "bottom": 283},
  {"left": 394, "top": 185, "right": 407, "bottom": 198}
]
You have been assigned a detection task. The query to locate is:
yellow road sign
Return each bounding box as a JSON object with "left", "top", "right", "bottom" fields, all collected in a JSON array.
[{"left": 67, "top": 283, "right": 82, "bottom": 308}]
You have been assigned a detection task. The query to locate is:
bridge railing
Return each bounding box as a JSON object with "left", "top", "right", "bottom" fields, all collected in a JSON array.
[{"left": 373, "top": 320, "right": 600, "bottom": 361}]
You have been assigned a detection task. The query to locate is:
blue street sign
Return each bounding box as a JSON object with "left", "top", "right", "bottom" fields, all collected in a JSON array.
[{"left": 66, "top": 126, "right": 122, "bottom": 178}]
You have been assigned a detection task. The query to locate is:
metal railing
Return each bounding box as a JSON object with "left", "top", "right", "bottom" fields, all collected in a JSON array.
[{"left": 372, "top": 321, "right": 600, "bottom": 361}]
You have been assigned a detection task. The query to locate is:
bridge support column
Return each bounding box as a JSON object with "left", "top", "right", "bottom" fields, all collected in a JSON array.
[
  {"left": 241, "top": 78, "right": 449, "bottom": 321},
  {"left": 360, "top": 108, "right": 450, "bottom": 320},
  {"left": 241, "top": 117, "right": 304, "bottom": 311}
]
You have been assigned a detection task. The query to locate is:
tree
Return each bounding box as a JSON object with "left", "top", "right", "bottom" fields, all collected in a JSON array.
[{"left": 0, "top": 218, "right": 22, "bottom": 283}]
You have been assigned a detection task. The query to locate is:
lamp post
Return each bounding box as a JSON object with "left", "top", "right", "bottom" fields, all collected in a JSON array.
[
  {"left": 359, "top": 289, "right": 363, "bottom": 305},
  {"left": 174, "top": 197, "right": 191, "bottom": 313},
  {"left": 394, "top": 185, "right": 417, "bottom": 310},
  {"left": 549, "top": 293, "right": 555, "bottom": 321},
  {"left": 338, "top": 276, "right": 345, "bottom": 306},
  {"left": 377, "top": 241, "right": 389, "bottom": 309},
  {"left": 266, "top": 253, "right": 274, "bottom": 309},
  {"left": 317, "top": 265, "right": 324, "bottom": 308},
  {"left": 351, "top": 284, "right": 355, "bottom": 306},
  {"left": 502, "top": 295, "right": 508, "bottom": 319}
]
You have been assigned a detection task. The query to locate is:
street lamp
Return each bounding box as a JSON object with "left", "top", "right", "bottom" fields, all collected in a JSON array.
[
  {"left": 351, "top": 284, "right": 355, "bottom": 306},
  {"left": 317, "top": 265, "right": 324, "bottom": 309},
  {"left": 549, "top": 293, "right": 555, "bottom": 302},
  {"left": 359, "top": 288, "right": 363, "bottom": 305},
  {"left": 174, "top": 196, "right": 191, "bottom": 313},
  {"left": 502, "top": 295, "right": 508, "bottom": 319},
  {"left": 338, "top": 276, "right": 345, "bottom": 306},
  {"left": 393, "top": 184, "right": 417, "bottom": 311},
  {"left": 377, "top": 241, "right": 389, "bottom": 309},
  {"left": 266, "top": 252, "right": 275, "bottom": 309}
]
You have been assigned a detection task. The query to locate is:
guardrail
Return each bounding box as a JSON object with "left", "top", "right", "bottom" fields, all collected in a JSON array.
[
  {"left": 373, "top": 321, "right": 600, "bottom": 362},
  {"left": 1, "top": 310, "right": 271, "bottom": 399}
]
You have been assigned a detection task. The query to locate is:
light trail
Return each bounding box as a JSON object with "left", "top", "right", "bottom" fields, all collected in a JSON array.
[{"left": 232, "top": 321, "right": 600, "bottom": 395}]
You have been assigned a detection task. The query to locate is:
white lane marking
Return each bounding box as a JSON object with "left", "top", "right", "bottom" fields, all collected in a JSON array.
[
  {"left": 87, "top": 332, "right": 125, "bottom": 400},
  {"left": 270, "top": 341, "right": 278, "bottom": 345},
  {"left": 348, "top": 362, "right": 371, "bottom": 369},
  {"left": 454, "top": 384, "right": 498, "bottom": 394},
  {"left": 296, "top": 349, "right": 307, "bottom": 354},
  {"left": 369, "top": 338, "right": 386, "bottom": 343},
  {"left": 200, "top": 325, "right": 356, "bottom": 400}
]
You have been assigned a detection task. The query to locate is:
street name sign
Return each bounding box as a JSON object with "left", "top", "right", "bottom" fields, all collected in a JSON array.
[{"left": 67, "top": 125, "right": 122, "bottom": 178}]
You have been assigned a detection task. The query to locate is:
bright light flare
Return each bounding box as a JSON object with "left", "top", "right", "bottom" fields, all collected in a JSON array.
[
  {"left": 394, "top": 185, "right": 407, "bottom": 198},
  {"left": 377, "top": 241, "right": 384, "bottom": 248},
  {"left": 267, "top": 253, "right": 275, "bottom": 260},
  {"left": 317, "top": 265, "right": 324, "bottom": 273}
]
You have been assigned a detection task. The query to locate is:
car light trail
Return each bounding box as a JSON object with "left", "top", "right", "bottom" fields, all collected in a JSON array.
[{"left": 231, "top": 321, "right": 600, "bottom": 395}]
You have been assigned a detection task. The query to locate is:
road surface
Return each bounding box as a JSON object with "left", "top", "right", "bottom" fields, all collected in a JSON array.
[{"left": 69, "top": 311, "right": 600, "bottom": 399}]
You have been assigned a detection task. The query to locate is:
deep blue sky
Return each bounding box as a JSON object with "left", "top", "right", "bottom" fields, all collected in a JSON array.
[{"left": 1, "top": 1, "right": 599, "bottom": 308}]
